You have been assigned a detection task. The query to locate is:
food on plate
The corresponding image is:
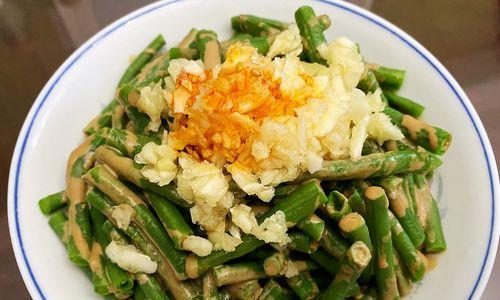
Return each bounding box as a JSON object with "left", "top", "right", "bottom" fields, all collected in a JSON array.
[{"left": 39, "top": 6, "right": 451, "bottom": 299}]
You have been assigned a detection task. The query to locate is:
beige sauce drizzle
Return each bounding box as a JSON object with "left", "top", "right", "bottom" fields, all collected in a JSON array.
[
  {"left": 88, "top": 242, "right": 104, "bottom": 276},
  {"left": 378, "top": 252, "right": 388, "bottom": 269},
  {"left": 102, "top": 163, "right": 119, "bottom": 179},
  {"left": 417, "top": 250, "right": 429, "bottom": 271},
  {"left": 364, "top": 186, "right": 384, "bottom": 200},
  {"left": 203, "top": 40, "right": 222, "bottom": 70},
  {"left": 124, "top": 133, "right": 138, "bottom": 156},
  {"left": 425, "top": 253, "right": 439, "bottom": 271},
  {"left": 111, "top": 103, "right": 125, "bottom": 128},
  {"left": 62, "top": 222, "right": 70, "bottom": 244},
  {"left": 310, "top": 241, "right": 320, "bottom": 252},
  {"left": 402, "top": 115, "right": 438, "bottom": 150},
  {"left": 95, "top": 147, "right": 131, "bottom": 179},
  {"left": 169, "top": 229, "right": 187, "bottom": 244},
  {"left": 136, "top": 52, "right": 169, "bottom": 83},
  {"left": 414, "top": 184, "right": 432, "bottom": 229},
  {"left": 307, "top": 17, "right": 320, "bottom": 27},
  {"left": 264, "top": 260, "right": 281, "bottom": 276},
  {"left": 144, "top": 47, "right": 156, "bottom": 54},
  {"left": 66, "top": 138, "right": 93, "bottom": 260},
  {"left": 185, "top": 255, "right": 199, "bottom": 279},
  {"left": 409, "top": 159, "right": 425, "bottom": 171},
  {"left": 157, "top": 263, "right": 188, "bottom": 298},
  {"left": 339, "top": 212, "right": 364, "bottom": 233},
  {"left": 389, "top": 189, "right": 408, "bottom": 218},
  {"left": 126, "top": 121, "right": 137, "bottom": 134},
  {"left": 382, "top": 232, "right": 391, "bottom": 244},
  {"left": 335, "top": 268, "right": 351, "bottom": 282},
  {"left": 84, "top": 115, "right": 100, "bottom": 133},
  {"left": 178, "top": 29, "right": 198, "bottom": 49},
  {"left": 365, "top": 62, "right": 380, "bottom": 70},
  {"left": 128, "top": 90, "right": 140, "bottom": 107},
  {"left": 67, "top": 202, "right": 89, "bottom": 259},
  {"left": 384, "top": 140, "right": 398, "bottom": 151},
  {"left": 384, "top": 276, "right": 398, "bottom": 297},
  {"left": 393, "top": 222, "right": 404, "bottom": 236}
]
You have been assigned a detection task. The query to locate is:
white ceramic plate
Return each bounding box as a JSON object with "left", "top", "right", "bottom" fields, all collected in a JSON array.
[{"left": 8, "top": 0, "right": 500, "bottom": 299}]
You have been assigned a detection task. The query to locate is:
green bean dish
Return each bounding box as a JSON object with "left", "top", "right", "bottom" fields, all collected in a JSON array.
[{"left": 39, "top": 6, "right": 450, "bottom": 300}]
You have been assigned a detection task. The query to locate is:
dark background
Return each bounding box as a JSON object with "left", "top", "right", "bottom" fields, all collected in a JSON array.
[{"left": 0, "top": 0, "right": 498, "bottom": 298}]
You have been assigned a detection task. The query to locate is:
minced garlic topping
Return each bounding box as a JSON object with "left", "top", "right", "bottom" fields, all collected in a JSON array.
[
  {"left": 135, "top": 38, "right": 403, "bottom": 251},
  {"left": 105, "top": 241, "right": 157, "bottom": 274},
  {"left": 230, "top": 204, "right": 291, "bottom": 246},
  {"left": 177, "top": 153, "right": 234, "bottom": 233}
]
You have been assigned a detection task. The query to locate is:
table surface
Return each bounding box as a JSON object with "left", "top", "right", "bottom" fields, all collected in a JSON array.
[{"left": 0, "top": 0, "right": 498, "bottom": 299}]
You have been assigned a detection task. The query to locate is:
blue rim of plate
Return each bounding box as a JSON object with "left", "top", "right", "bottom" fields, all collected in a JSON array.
[{"left": 8, "top": 0, "right": 498, "bottom": 299}]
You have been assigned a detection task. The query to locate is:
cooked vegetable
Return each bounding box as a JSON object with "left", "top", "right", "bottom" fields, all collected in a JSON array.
[
  {"left": 286, "top": 272, "right": 319, "bottom": 300},
  {"left": 414, "top": 175, "right": 447, "bottom": 252},
  {"left": 186, "top": 234, "right": 264, "bottom": 279},
  {"left": 213, "top": 262, "right": 267, "bottom": 286},
  {"left": 118, "top": 34, "right": 165, "bottom": 86},
  {"left": 339, "top": 213, "right": 373, "bottom": 282},
  {"left": 384, "top": 107, "right": 452, "bottom": 155},
  {"left": 195, "top": 30, "right": 221, "bottom": 69},
  {"left": 82, "top": 166, "right": 188, "bottom": 280},
  {"left": 378, "top": 176, "right": 425, "bottom": 247},
  {"left": 309, "top": 248, "right": 340, "bottom": 276},
  {"left": 144, "top": 191, "right": 193, "bottom": 249},
  {"left": 227, "top": 279, "right": 263, "bottom": 300},
  {"left": 263, "top": 251, "right": 287, "bottom": 276},
  {"left": 49, "top": 211, "right": 116, "bottom": 296},
  {"left": 258, "top": 180, "right": 328, "bottom": 225},
  {"left": 89, "top": 207, "right": 135, "bottom": 298},
  {"left": 299, "top": 150, "right": 442, "bottom": 181},
  {"left": 85, "top": 187, "right": 200, "bottom": 299},
  {"left": 322, "top": 241, "right": 371, "bottom": 300},
  {"left": 187, "top": 180, "right": 327, "bottom": 279},
  {"left": 178, "top": 28, "right": 199, "bottom": 49},
  {"left": 226, "top": 33, "right": 270, "bottom": 55},
  {"left": 136, "top": 273, "right": 171, "bottom": 300},
  {"left": 322, "top": 191, "right": 351, "bottom": 222},
  {"left": 231, "top": 15, "right": 286, "bottom": 38},
  {"left": 296, "top": 214, "right": 325, "bottom": 241},
  {"left": 38, "top": 191, "right": 66, "bottom": 215},
  {"left": 362, "top": 138, "right": 384, "bottom": 156},
  {"left": 94, "top": 145, "right": 190, "bottom": 207},
  {"left": 357, "top": 70, "right": 379, "bottom": 94},
  {"left": 388, "top": 211, "right": 426, "bottom": 281},
  {"left": 364, "top": 187, "right": 399, "bottom": 300},
  {"left": 106, "top": 128, "right": 159, "bottom": 158},
  {"left": 202, "top": 271, "right": 220, "bottom": 300},
  {"left": 66, "top": 132, "right": 107, "bottom": 265},
  {"left": 348, "top": 189, "right": 366, "bottom": 217},
  {"left": 84, "top": 100, "right": 125, "bottom": 135},
  {"left": 369, "top": 65, "right": 406, "bottom": 89},
  {"left": 393, "top": 253, "right": 413, "bottom": 296},
  {"left": 287, "top": 231, "right": 319, "bottom": 254},
  {"left": 318, "top": 224, "right": 349, "bottom": 260},
  {"left": 384, "top": 91, "right": 425, "bottom": 118},
  {"left": 294, "top": 6, "right": 327, "bottom": 64},
  {"left": 425, "top": 198, "right": 447, "bottom": 252},
  {"left": 259, "top": 279, "right": 290, "bottom": 300}
]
